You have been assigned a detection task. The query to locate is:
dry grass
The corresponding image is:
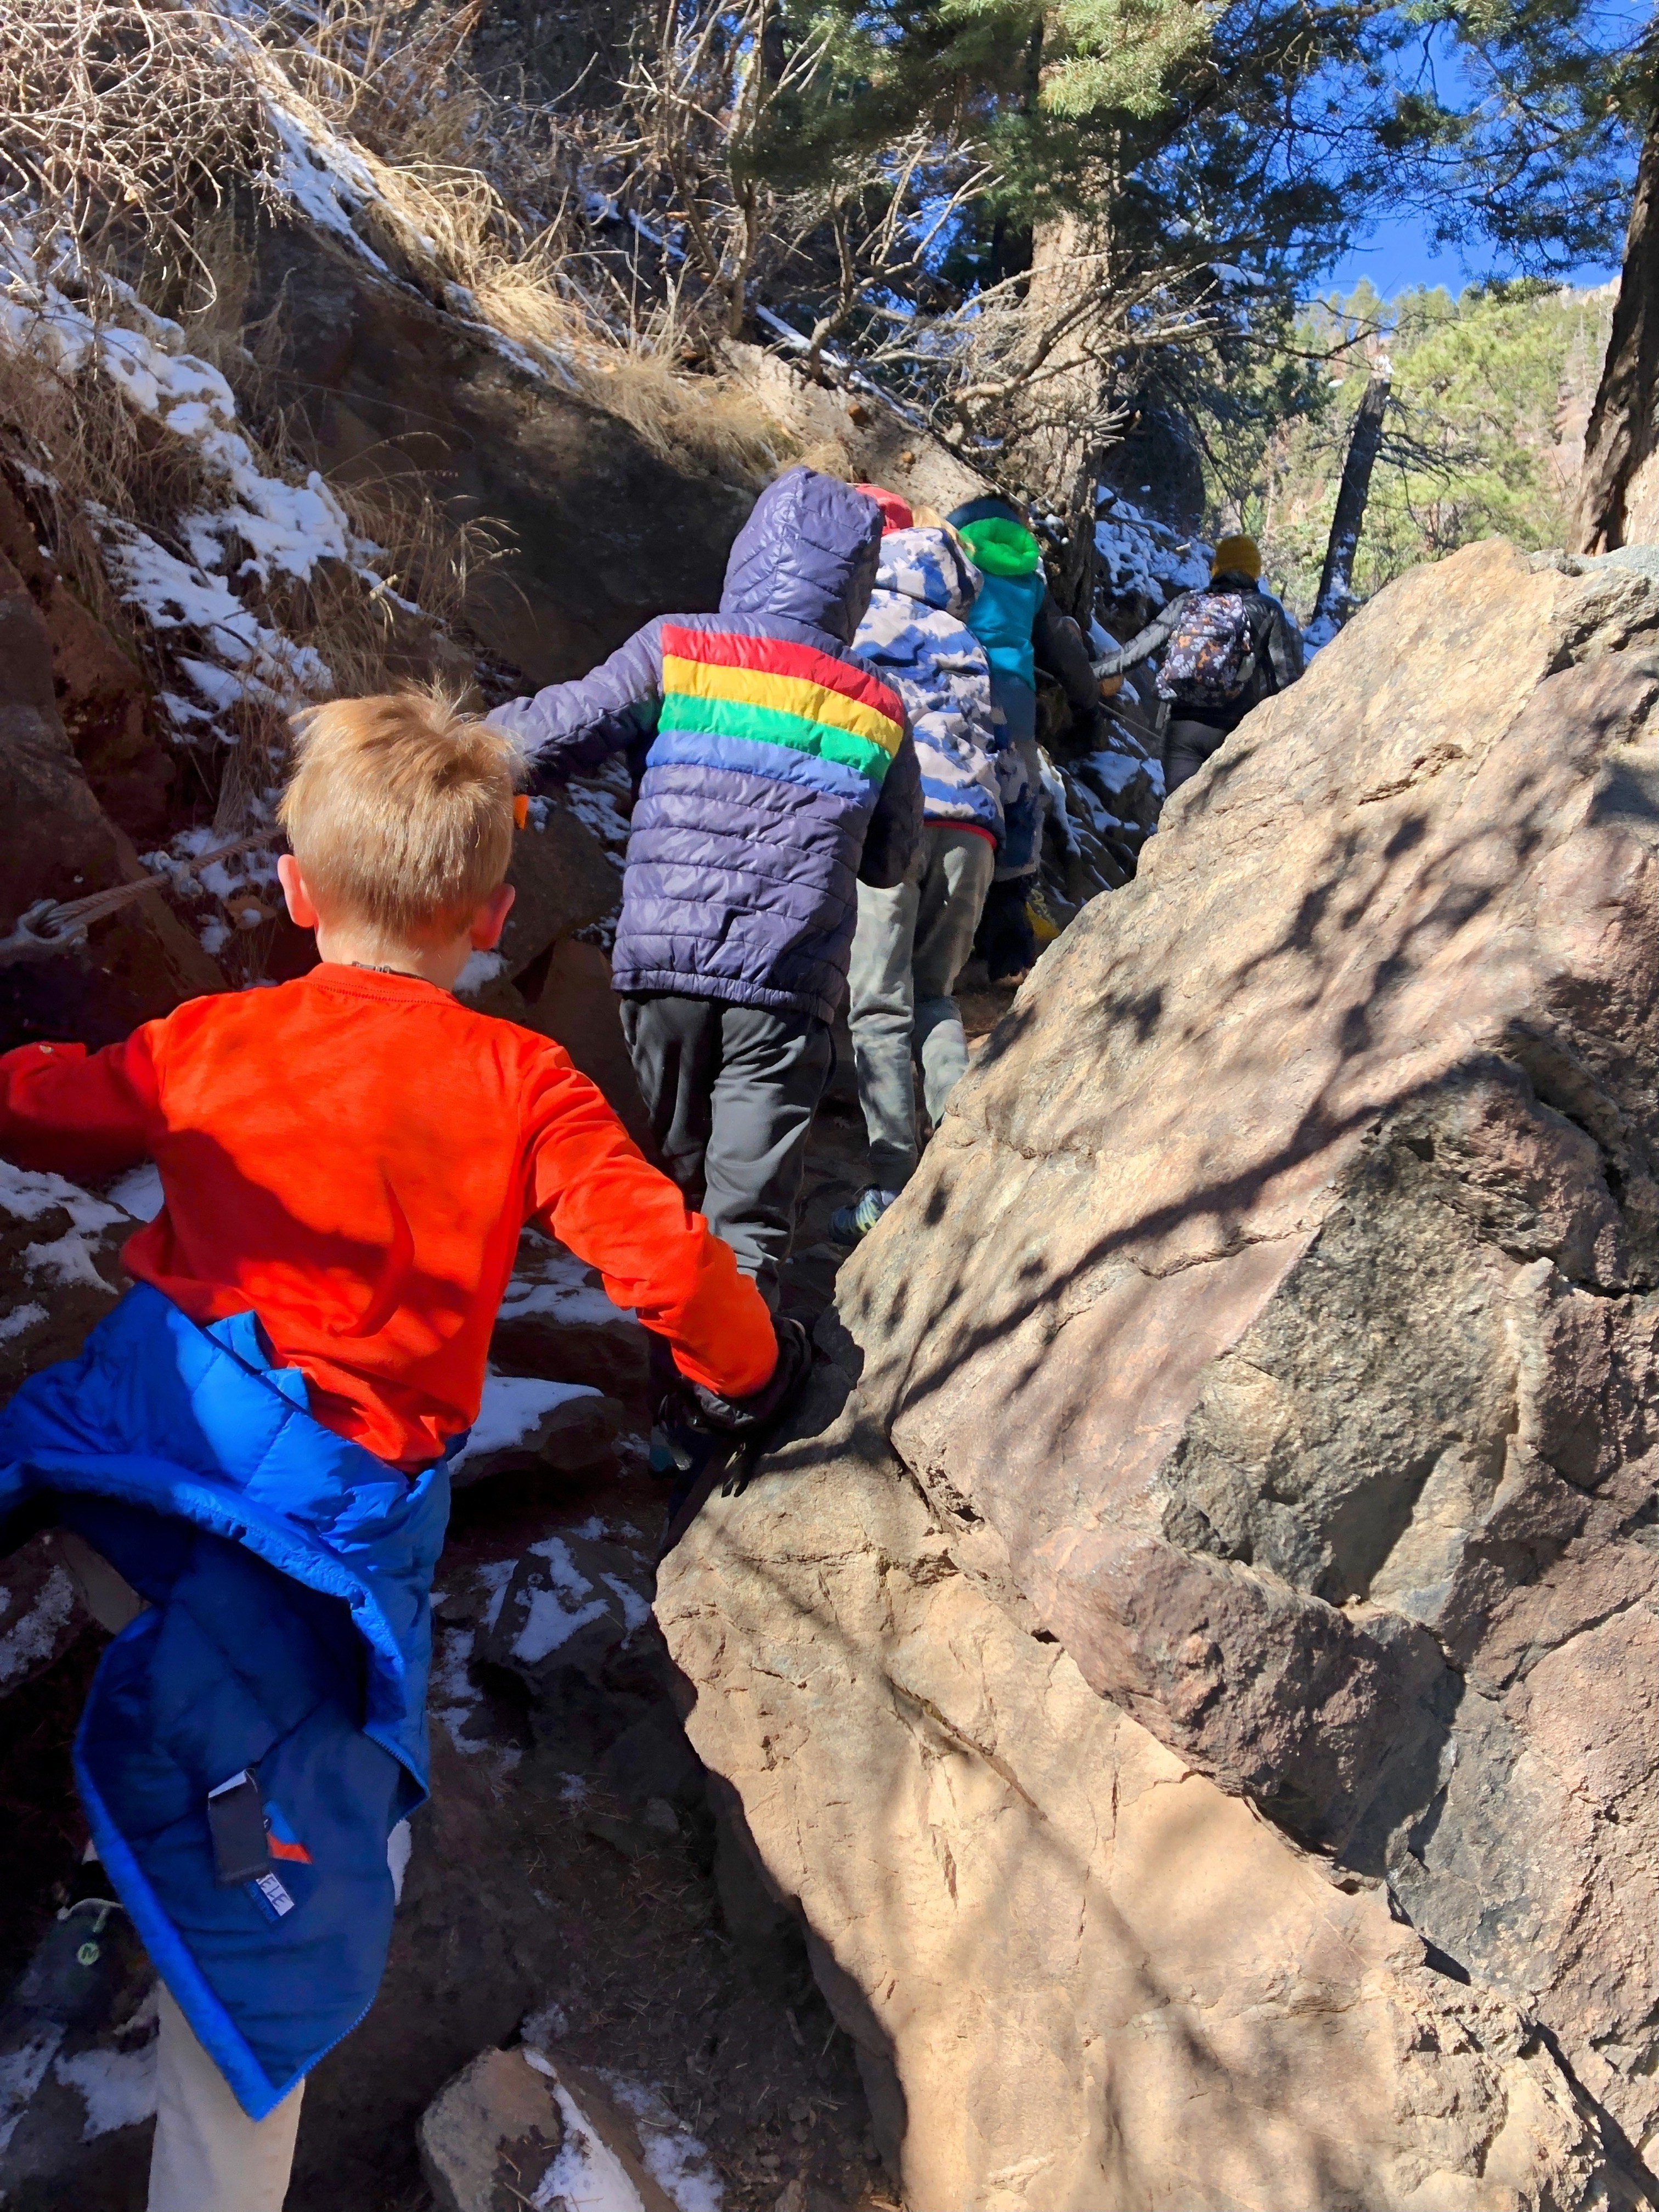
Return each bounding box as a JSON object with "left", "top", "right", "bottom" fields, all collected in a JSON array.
[
  {"left": 0, "top": 317, "right": 201, "bottom": 629},
  {"left": 1, "top": 0, "right": 794, "bottom": 488},
  {"left": 0, "top": 0, "right": 792, "bottom": 866},
  {"left": 0, "top": 0, "right": 278, "bottom": 279},
  {"left": 569, "top": 349, "right": 789, "bottom": 483}
]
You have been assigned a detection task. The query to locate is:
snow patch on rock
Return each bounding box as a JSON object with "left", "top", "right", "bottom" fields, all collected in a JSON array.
[{"left": 452, "top": 1375, "right": 603, "bottom": 1474}]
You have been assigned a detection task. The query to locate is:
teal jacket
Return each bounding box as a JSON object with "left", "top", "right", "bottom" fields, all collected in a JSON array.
[
  {"left": 953, "top": 512, "right": 1048, "bottom": 693},
  {"left": 966, "top": 567, "right": 1046, "bottom": 692}
]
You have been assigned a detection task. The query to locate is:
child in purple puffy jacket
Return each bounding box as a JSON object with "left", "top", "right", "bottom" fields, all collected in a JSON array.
[{"left": 489, "top": 466, "right": 922, "bottom": 1313}]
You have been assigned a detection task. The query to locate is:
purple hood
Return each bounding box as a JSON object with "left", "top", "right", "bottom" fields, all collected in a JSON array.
[{"left": 720, "top": 467, "right": 883, "bottom": 645}]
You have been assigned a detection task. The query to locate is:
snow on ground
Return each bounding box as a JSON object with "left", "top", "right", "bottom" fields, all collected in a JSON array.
[
  {"left": 450, "top": 1374, "right": 602, "bottom": 1476},
  {"left": 264, "top": 101, "right": 391, "bottom": 269},
  {"left": 565, "top": 761, "right": 634, "bottom": 872},
  {"left": 455, "top": 949, "right": 507, "bottom": 997},
  {"left": 387, "top": 1817, "right": 413, "bottom": 1905},
  {"left": 0, "top": 1565, "right": 78, "bottom": 1694},
  {"left": 471, "top": 1558, "right": 517, "bottom": 1634},
  {"left": 0, "top": 1163, "right": 123, "bottom": 1308},
  {"left": 53, "top": 2032, "right": 158, "bottom": 2142},
  {"left": 500, "top": 1235, "right": 636, "bottom": 1331},
  {"left": 512, "top": 1581, "right": 612, "bottom": 1668},
  {"left": 1083, "top": 745, "right": 1156, "bottom": 798},
  {"left": 430, "top": 1618, "right": 517, "bottom": 1770},
  {"left": 602, "top": 2074, "right": 724, "bottom": 2212},
  {"left": 566, "top": 757, "right": 635, "bottom": 945},
  {"left": 532, "top": 2063, "right": 648, "bottom": 2211},
  {"left": 1061, "top": 766, "right": 1124, "bottom": 839},
  {"left": 0, "top": 1162, "right": 125, "bottom": 1237},
  {"left": 139, "top": 829, "right": 285, "bottom": 968},
  {"left": 0, "top": 228, "right": 368, "bottom": 739},
  {"left": 511, "top": 1537, "right": 614, "bottom": 1666},
  {"left": 0, "top": 2032, "right": 63, "bottom": 2157},
  {"left": 106, "top": 1163, "right": 165, "bottom": 1223}
]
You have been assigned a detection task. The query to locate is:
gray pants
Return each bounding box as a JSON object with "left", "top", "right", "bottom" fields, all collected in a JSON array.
[
  {"left": 847, "top": 825, "right": 995, "bottom": 1190},
  {"left": 620, "top": 992, "right": 833, "bottom": 1311},
  {"left": 1164, "top": 718, "right": 1228, "bottom": 794}
]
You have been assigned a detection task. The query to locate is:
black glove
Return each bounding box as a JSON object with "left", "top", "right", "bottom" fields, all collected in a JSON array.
[
  {"left": 654, "top": 1317, "right": 815, "bottom": 1548},
  {"left": 690, "top": 1314, "right": 812, "bottom": 1437}
]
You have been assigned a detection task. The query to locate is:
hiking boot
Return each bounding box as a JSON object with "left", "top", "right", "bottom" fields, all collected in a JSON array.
[
  {"left": 830, "top": 1187, "right": 899, "bottom": 1246},
  {"left": 1026, "top": 885, "right": 1063, "bottom": 944}
]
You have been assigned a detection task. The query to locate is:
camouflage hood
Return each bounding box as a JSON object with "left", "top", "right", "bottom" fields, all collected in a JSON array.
[
  {"left": 855, "top": 528, "right": 1007, "bottom": 842},
  {"left": 873, "top": 526, "right": 983, "bottom": 619}
]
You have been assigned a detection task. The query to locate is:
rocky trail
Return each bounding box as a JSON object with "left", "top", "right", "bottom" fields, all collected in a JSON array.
[{"left": 0, "top": 74, "right": 1654, "bottom": 2206}]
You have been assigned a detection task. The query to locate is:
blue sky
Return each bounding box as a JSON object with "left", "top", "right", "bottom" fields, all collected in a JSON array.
[{"left": 1319, "top": 211, "right": 1622, "bottom": 304}]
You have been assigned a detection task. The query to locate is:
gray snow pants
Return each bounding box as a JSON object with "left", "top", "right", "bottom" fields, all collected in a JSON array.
[
  {"left": 847, "top": 824, "right": 996, "bottom": 1191},
  {"left": 620, "top": 991, "right": 833, "bottom": 1312},
  {"left": 1164, "top": 717, "right": 1229, "bottom": 795}
]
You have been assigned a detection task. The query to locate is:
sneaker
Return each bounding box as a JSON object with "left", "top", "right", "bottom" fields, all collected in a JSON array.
[
  {"left": 830, "top": 1188, "right": 899, "bottom": 1245},
  {"left": 4, "top": 1893, "right": 139, "bottom": 2033}
]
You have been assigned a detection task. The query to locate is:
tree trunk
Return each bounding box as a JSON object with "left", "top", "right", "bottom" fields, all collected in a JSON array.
[
  {"left": 1573, "top": 105, "right": 1659, "bottom": 555},
  {"left": 1313, "top": 366, "right": 1391, "bottom": 631},
  {"left": 1012, "top": 211, "right": 1107, "bottom": 620}
]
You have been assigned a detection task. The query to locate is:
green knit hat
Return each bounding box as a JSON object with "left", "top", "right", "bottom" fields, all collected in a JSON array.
[{"left": 957, "top": 516, "right": 1042, "bottom": 578}]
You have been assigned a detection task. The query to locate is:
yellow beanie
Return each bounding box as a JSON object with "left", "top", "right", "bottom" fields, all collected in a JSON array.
[{"left": 1212, "top": 534, "right": 1261, "bottom": 581}]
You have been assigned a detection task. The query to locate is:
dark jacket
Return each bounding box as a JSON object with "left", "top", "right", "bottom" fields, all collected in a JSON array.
[
  {"left": 490, "top": 468, "right": 923, "bottom": 1028},
  {"left": 1096, "top": 570, "right": 1305, "bottom": 732}
]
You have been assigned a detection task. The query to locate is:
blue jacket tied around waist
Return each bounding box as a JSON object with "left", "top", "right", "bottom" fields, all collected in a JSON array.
[
  {"left": 489, "top": 466, "right": 923, "bottom": 1028},
  {"left": 0, "top": 1284, "right": 447, "bottom": 2119}
]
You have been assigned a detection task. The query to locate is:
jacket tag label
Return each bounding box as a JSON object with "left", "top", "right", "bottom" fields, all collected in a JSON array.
[{"left": 250, "top": 1871, "right": 296, "bottom": 1920}]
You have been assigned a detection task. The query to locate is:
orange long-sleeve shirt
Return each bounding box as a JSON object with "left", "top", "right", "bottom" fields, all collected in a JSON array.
[{"left": 0, "top": 964, "right": 777, "bottom": 1467}]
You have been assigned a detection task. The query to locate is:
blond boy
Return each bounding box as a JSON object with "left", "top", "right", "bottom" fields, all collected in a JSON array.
[{"left": 0, "top": 694, "right": 787, "bottom": 2211}]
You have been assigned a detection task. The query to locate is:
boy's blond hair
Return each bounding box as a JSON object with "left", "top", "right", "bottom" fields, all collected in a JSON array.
[{"left": 280, "top": 691, "right": 520, "bottom": 941}]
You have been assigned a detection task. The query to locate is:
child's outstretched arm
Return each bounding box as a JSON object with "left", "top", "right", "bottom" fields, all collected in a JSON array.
[
  {"left": 0, "top": 1031, "right": 161, "bottom": 1181},
  {"left": 856, "top": 725, "right": 923, "bottom": 890},
  {"left": 489, "top": 617, "right": 668, "bottom": 785},
  {"left": 522, "top": 1047, "right": 777, "bottom": 1401}
]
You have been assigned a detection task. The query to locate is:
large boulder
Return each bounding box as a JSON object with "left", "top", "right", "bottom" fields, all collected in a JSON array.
[
  {"left": 0, "top": 479, "right": 178, "bottom": 846},
  {"left": 657, "top": 539, "right": 1659, "bottom": 2209}
]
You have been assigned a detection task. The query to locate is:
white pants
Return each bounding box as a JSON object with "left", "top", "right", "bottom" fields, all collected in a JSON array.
[{"left": 149, "top": 1987, "right": 304, "bottom": 2211}]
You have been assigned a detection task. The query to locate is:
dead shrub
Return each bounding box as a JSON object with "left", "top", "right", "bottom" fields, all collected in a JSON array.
[{"left": 0, "top": 0, "right": 278, "bottom": 277}]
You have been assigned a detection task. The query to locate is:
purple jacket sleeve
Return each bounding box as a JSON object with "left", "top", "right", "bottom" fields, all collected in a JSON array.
[
  {"left": 857, "top": 726, "right": 923, "bottom": 889},
  {"left": 488, "top": 617, "right": 668, "bottom": 781}
]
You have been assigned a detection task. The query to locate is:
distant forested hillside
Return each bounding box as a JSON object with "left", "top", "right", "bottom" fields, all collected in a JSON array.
[{"left": 1197, "top": 281, "right": 1617, "bottom": 622}]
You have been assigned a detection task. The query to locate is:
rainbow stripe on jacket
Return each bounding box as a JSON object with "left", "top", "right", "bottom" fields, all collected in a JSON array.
[{"left": 657, "top": 624, "right": 905, "bottom": 793}]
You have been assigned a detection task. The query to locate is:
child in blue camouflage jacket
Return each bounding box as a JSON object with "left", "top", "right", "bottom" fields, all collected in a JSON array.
[{"left": 832, "top": 496, "right": 1005, "bottom": 1242}]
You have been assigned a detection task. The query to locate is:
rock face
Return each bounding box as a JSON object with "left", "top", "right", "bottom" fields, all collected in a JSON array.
[
  {"left": 253, "top": 225, "right": 757, "bottom": 691},
  {"left": 0, "top": 550, "right": 223, "bottom": 1051},
  {"left": 419, "top": 2045, "right": 680, "bottom": 2212},
  {"left": 658, "top": 540, "right": 1659, "bottom": 2209}
]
